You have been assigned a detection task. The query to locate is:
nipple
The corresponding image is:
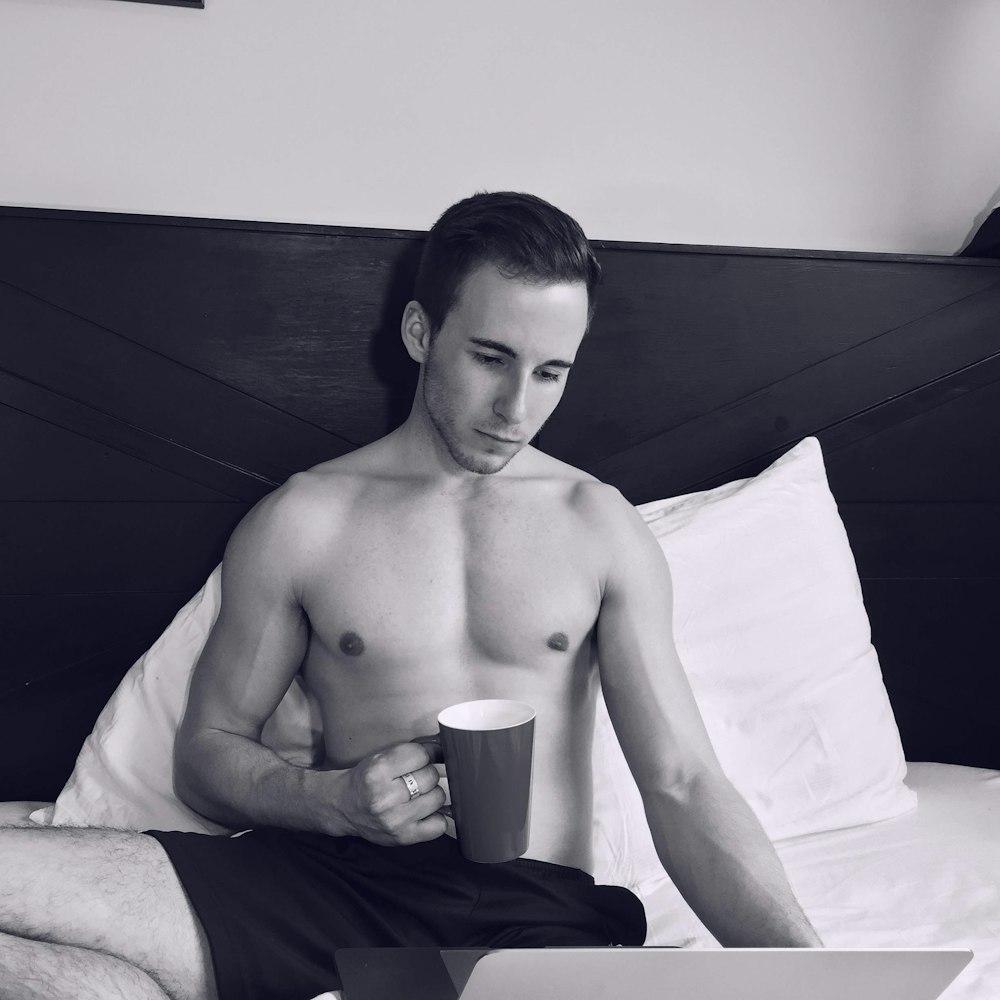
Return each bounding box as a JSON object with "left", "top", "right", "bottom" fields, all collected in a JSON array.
[
  {"left": 547, "top": 631, "right": 570, "bottom": 652},
  {"left": 339, "top": 631, "right": 366, "bottom": 657}
]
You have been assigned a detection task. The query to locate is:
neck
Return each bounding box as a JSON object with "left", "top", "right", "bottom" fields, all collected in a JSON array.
[{"left": 389, "top": 406, "right": 520, "bottom": 493}]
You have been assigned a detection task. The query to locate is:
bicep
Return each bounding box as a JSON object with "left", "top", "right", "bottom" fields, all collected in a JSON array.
[
  {"left": 596, "top": 504, "right": 723, "bottom": 793},
  {"left": 178, "top": 498, "right": 310, "bottom": 745}
]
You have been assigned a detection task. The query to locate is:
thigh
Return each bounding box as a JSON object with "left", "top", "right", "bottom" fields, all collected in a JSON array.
[
  {"left": 0, "top": 826, "right": 218, "bottom": 1000},
  {"left": 149, "top": 828, "right": 394, "bottom": 1000}
]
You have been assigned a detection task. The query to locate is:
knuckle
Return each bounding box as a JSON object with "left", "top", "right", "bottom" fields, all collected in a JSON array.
[
  {"left": 358, "top": 778, "right": 380, "bottom": 808},
  {"left": 360, "top": 762, "right": 388, "bottom": 795},
  {"left": 372, "top": 791, "right": 396, "bottom": 818},
  {"left": 365, "top": 810, "right": 394, "bottom": 840},
  {"left": 356, "top": 777, "right": 390, "bottom": 817}
]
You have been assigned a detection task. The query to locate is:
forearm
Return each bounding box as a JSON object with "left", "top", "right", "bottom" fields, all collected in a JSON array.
[
  {"left": 647, "top": 771, "right": 822, "bottom": 947},
  {"left": 175, "top": 729, "right": 352, "bottom": 835}
]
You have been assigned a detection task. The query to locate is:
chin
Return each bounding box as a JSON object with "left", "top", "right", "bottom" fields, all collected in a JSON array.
[
  {"left": 458, "top": 453, "right": 509, "bottom": 476},
  {"left": 450, "top": 444, "right": 514, "bottom": 476}
]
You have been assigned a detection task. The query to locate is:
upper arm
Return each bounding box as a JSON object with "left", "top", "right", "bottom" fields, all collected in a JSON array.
[
  {"left": 176, "top": 480, "right": 315, "bottom": 751},
  {"left": 594, "top": 488, "right": 724, "bottom": 795}
]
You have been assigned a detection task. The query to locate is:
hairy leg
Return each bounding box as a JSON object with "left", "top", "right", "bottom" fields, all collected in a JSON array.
[
  {"left": 0, "top": 930, "right": 169, "bottom": 1000},
  {"left": 0, "top": 826, "right": 218, "bottom": 1000}
]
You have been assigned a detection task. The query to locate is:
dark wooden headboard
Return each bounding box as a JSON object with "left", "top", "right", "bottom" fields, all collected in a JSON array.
[{"left": 3, "top": 206, "right": 998, "bottom": 800}]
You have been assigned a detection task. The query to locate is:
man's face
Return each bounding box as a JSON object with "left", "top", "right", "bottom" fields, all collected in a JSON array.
[{"left": 420, "top": 264, "right": 589, "bottom": 476}]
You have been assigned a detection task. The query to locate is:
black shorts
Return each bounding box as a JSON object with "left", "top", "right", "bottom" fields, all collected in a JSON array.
[{"left": 147, "top": 828, "right": 646, "bottom": 1000}]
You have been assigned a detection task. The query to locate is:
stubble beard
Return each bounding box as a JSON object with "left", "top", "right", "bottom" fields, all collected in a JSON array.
[{"left": 421, "top": 355, "right": 514, "bottom": 477}]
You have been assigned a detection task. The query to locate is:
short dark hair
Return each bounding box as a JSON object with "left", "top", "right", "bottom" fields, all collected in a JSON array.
[{"left": 414, "top": 191, "right": 602, "bottom": 336}]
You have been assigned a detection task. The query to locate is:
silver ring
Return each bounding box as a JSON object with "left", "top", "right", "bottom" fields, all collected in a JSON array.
[{"left": 401, "top": 771, "right": 420, "bottom": 800}]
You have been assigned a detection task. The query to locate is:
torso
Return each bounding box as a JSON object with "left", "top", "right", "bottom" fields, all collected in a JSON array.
[{"left": 288, "top": 442, "right": 615, "bottom": 873}]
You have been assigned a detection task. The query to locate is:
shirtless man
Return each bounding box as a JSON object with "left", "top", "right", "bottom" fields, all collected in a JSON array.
[{"left": 0, "top": 192, "right": 820, "bottom": 1000}]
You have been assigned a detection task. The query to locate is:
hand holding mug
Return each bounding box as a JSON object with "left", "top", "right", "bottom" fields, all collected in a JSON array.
[{"left": 338, "top": 740, "right": 448, "bottom": 846}]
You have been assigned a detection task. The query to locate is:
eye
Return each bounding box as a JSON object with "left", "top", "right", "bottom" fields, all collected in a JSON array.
[
  {"left": 535, "top": 369, "right": 563, "bottom": 383},
  {"left": 474, "top": 353, "right": 504, "bottom": 367}
]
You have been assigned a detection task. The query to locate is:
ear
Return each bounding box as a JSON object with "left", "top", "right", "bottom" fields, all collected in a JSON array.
[{"left": 401, "top": 301, "right": 433, "bottom": 363}]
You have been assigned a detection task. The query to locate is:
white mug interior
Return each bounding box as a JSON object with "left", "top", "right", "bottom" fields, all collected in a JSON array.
[{"left": 438, "top": 699, "right": 535, "bottom": 731}]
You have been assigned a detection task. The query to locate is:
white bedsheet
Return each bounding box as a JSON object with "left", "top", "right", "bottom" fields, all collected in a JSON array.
[{"left": 642, "top": 762, "right": 1000, "bottom": 999}]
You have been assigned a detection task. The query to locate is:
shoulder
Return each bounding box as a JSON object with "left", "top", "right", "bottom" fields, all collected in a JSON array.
[
  {"left": 563, "top": 470, "right": 646, "bottom": 542},
  {"left": 519, "top": 446, "right": 644, "bottom": 529},
  {"left": 524, "top": 448, "right": 661, "bottom": 573},
  {"left": 225, "top": 456, "right": 366, "bottom": 581},
  {"left": 550, "top": 471, "right": 670, "bottom": 599}
]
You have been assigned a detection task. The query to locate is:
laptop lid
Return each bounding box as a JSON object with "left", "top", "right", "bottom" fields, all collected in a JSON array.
[{"left": 336, "top": 946, "right": 973, "bottom": 1000}]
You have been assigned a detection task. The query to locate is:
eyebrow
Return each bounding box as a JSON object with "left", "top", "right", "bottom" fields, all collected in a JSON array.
[{"left": 469, "top": 338, "right": 574, "bottom": 370}]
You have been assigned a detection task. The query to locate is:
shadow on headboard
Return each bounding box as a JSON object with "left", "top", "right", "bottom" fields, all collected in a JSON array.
[{"left": 2, "top": 207, "right": 998, "bottom": 799}]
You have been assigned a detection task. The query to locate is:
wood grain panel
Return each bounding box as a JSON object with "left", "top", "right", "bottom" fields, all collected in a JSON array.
[
  {"left": 0, "top": 212, "right": 422, "bottom": 445},
  {"left": 1, "top": 282, "right": 350, "bottom": 495},
  {"left": 0, "top": 643, "right": 152, "bottom": 801},
  {"left": 0, "top": 370, "right": 271, "bottom": 505},
  {"left": 546, "top": 246, "right": 1000, "bottom": 475},
  {"left": 0, "top": 404, "right": 226, "bottom": 502},
  {"left": 863, "top": 579, "right": 999, "bottom": 769},
  {"left": 580, "top": 279, "right": 1000, "bottom": 502},
  {"left": 0, "top": 593, "right": 189, "bottom": 692},
  {"left": 1, "top": 502, "right": 242, "bottom": 596},
  {"left": 839, "top": 503, "right": 1000, "bottom": 580},
  {"left": 823, "top": 377, "right": 1000, "bottom": 503},
  {"left": 616, "top": 347, "right": 1000, "bottom": 503}
]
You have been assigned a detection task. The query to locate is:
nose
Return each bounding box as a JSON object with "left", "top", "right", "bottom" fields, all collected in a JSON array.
[{"left": 493, "top": 371, "right": 530, "bottom": 426}]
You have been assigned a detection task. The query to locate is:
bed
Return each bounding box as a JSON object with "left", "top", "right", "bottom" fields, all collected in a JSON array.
[{"left": 1, "top": 206, "right": 998, "bottom": 999}]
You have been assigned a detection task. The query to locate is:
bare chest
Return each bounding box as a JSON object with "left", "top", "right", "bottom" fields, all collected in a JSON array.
[{"left": 301, "top": 493, "right": 603, "bottom": 674}]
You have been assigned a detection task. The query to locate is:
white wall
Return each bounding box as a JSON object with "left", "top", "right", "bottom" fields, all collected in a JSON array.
[{"left": 1, "top": 0, "right": 998, "bottom": 254}]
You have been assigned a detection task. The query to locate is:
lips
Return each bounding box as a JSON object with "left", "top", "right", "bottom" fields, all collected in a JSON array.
[{"left": 477, "top": 430, "right": 523, "bottom": 445}]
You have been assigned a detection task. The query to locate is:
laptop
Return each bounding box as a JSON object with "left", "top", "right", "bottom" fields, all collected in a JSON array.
[{"left": 335, "top": 946, "right": 973, "bottom": 1000}]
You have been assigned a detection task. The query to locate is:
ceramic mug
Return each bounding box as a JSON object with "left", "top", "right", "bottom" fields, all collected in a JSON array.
[{"left": 418, "top": 699, "right": 535, "bottom": 863}]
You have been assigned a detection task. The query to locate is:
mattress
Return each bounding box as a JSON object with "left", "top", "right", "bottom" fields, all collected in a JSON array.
[{"left": 642, "top": 762, "right": 1000, "bottom": 1000}]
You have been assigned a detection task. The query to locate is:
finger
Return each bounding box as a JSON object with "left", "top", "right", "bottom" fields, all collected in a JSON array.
[
  {"left": 408, "top": 763, "right": 441, "bottom": 792},
  {"left": 409, "top": 806, "right": 449, "bottom": 842},
  {"left": 401, "top": 770, "right": 424, "bottom": 803},
  {"left": 385, "top": 786, "right": 448, "bottom": 842},
  {"left": 407, "top": 784, "right": 447, "bottom": 819},
  {"left": 369, "top": 783, "right": 447, "bottom": 842},
  {"left": 380, "top": 740, "right": 437, "bottom": 776},
  {"left": 394, "top": 763, "right": 442, "bottom": 806}
]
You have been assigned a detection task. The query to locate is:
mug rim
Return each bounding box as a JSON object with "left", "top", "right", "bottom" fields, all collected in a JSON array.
[{"left": 438, "top": 698, "right": 535, "bottom": 731}]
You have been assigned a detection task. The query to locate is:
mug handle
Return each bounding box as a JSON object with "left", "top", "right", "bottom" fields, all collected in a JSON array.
[
  {"left": 412, "top": 733, "right": 445, "bottom": 764},
  {"left": 412, "top": 734, "right": 451, "bottom": 818}
]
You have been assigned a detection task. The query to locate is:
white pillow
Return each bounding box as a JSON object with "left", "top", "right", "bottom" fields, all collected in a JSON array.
[
  {"left": 36, "top": 565, "right": 323, "bottom": 833},
  {"left": 590, "top": 437, "right": 917, "bottom": 895}
]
